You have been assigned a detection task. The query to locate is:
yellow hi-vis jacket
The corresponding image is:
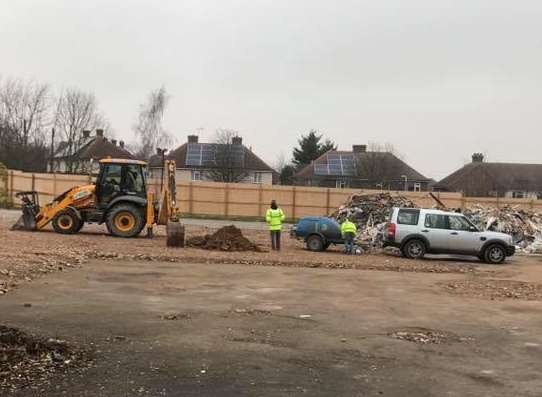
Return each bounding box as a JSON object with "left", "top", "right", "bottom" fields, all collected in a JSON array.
[
  {"left": 266, "top": 208, "right": 285, "bottom": 231},
  {"left": 341, "top": 220, "right": 357, "bottom": 235}
]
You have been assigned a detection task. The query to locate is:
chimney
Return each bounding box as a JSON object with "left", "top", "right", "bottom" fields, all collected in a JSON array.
[
  {"left": 472, "top": 153, "right": 484, "bottom": 163},
  {"left": 111, "top": 139, "right": 117, "bottom": 146},
  {"left": 119, "top": 140, "right": 125, "bottom": 149},
  {"left": 82, "top": 130, "right": 91, "bottom": 139},
  {"left": 232, "top": 136, "right": 243, "bottom": 145},
  {"left": 156, "top": 148, "right": 162, "bottom": 155},
  {"left": 352, "top": 144, "right": 367, "bottom": 153},
  {"left": 96, "top": 129, "right": 104, "bottom": 137},
  {"left": 187, "top": 134, "right": 199, "bottom": 144}
]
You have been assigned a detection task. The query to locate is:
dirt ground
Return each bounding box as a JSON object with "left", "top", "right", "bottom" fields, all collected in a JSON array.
[{"left": 2, "top": 209, "right": 542, "bottom": 396}]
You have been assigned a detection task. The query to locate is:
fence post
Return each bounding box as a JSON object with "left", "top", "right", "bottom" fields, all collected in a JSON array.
[
  {"left": 31, "top": 173, "right": 35, "bottom": 192},
  {"left": 52, "top": 173, "right": 57, "bottom": 197},
  {"left": 460, "top": 192, "right": 466, "bottom": 210},
  {"left": 258, "top": 184, "right": 263, "bottom": 218},
  {"left": 188, "top": 181, "right": 193, "bottom": 215},
  {"left": 224, "top": 183, "right": 230, "bottom": 217},
  {"left": 9, "top": 170, "right": 14, "bottom": 203},
  {"left": 325, "top": 188, "right": 331, "bottom": 215},
  {"left": 292, "top": 186, "right": 297, "bottom": 221}
]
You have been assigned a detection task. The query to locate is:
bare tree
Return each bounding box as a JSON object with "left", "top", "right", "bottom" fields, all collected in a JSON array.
[
  {"left": 355, "top": 142, "right": 403, "bottom": 189},
  {"left": 133, "top": 86, "right": 172, "bottom": 159},
  {"left": 0, "top": 77, "right": 52, "bottom": 171},
  {"left": 205, "top": 129, "right": 248, "bottom": 183},
  {"left": 53, "top": 88, "right": 108, "bottom": 173}
]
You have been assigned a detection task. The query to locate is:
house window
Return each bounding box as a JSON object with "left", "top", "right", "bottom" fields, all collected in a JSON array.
[
  {"left": 191, "top": 170, "right": 202, "bottom": 181},
  {"left": 512, "top": 191, "right": 525, "bottom": 199},
  {"left": 253, "top": 172, "right": 263, "bottom": 184},
  {"left": 413, "top": 183, "right": 421, "bottom": 192},
  {"left": 336, "top": 180, "right": 347, "bottom": 189}
]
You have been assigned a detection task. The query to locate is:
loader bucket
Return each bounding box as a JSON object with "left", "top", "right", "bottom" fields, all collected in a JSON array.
[
  {"left": 11, "top": 207, "right": 37, "bottom": 231},
  {"left": 11, "top": 191, "right": 40, "bottom": 231}
]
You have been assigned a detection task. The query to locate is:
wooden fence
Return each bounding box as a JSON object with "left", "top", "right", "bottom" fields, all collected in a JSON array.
[{"left": 4, "top": 169, "right": 542, "bottom": 220}]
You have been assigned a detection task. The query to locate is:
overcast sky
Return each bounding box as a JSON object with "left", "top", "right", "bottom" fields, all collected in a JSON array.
[{"left": 2, "top": 0, "right": 541, "bottom": 180}]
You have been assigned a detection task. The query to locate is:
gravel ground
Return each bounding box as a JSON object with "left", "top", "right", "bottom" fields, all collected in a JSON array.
[
  {"left": 0, "top": 208, "right": 539, "bottom": 302},
  {"left": 0, "top": 210, "right": 490, "bottom": 296}
]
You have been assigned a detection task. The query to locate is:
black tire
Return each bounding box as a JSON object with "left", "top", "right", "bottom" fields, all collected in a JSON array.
[
  {"left": 483, "top": 244, "right": 506, "bottom": 264},
  {"left": 306, "top": 235, "right": 324, "bottom": 252},
  {"left": 106, "top": 204, "right": 145, "bottom": 238},
  {"left": 52, "top": 208, "right": 83, "bottom": 235},
  {"left": 402, "top": 239, "right": 426, "bottom": 260}
]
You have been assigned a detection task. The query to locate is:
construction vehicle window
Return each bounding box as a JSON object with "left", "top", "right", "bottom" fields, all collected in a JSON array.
[
  {"left": 104, "top": 165, "right": 122, "bottom": 187},
  {"left": 122, "top": 165, "right": 145, "bottom": 194}
]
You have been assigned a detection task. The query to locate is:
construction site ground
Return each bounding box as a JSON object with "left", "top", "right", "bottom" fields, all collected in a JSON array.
[{"left": 1, "top": 209, "right": 542, "bottom": 396}]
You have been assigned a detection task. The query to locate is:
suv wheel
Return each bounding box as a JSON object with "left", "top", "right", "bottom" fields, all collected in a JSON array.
[
  {"left": 402, "top": 239, "right": 426, "bottom": 260},
  {"left": 306, "top": 235, "right": 324, "bottom": 252},
  {"left": 483, "top": 244, "right": 506, "bottom": 264}
]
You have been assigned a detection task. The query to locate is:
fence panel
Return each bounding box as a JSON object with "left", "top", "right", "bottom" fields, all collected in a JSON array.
[{"left": 6, "top": 169, "right": 542, "bottom": 218}]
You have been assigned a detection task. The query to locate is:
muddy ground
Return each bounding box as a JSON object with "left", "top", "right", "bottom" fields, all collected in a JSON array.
[{"left": 1, "top": 209, "right": 542, "bottom": 396}]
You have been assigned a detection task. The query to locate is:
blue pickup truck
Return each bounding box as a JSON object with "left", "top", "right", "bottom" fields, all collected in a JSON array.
[{"left": 290, "top": 216, "right": 344, "bottom": 251}]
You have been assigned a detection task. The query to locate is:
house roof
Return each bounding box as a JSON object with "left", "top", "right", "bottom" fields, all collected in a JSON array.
[
  {"left": 54, "top": 137, "right": 133, "bottom": 161},
  {"left": 149, "top": 142, "right": 274, "bottom": 172},
  {"left": 294, "top": 150, "right": 430, "bottom": 181},
  {"left": 435, "top": 162, "right": 542, "bottom": 192}
]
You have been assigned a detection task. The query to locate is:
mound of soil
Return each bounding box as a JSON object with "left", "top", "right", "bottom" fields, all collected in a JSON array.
[
  {"left": 186, "top": 225, "right": 261, "bottom": 252},
  {"left": 0, "top": 325, "right": 91, "bottom": 392}
]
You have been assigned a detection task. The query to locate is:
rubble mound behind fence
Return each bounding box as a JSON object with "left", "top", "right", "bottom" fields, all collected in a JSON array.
[
  {"left": 330, "top": 193, "right": 542, "bottom": 255},
  {"left": 462, "top": 205, "right": 542, "bottom": 255},
  {"left": 186, "top": 225, "right": 262, "bottom": 252},
  {"left": 331, "top": 193, "right": 417, "bottom": 250}
]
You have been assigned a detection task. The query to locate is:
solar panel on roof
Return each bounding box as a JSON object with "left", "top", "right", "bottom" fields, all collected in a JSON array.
[
  {"left": 186, "top": 143, "right": 203, "bottom": 166},
  {"left": 313, "top": 153, "right": 356, "bottom": 176}
]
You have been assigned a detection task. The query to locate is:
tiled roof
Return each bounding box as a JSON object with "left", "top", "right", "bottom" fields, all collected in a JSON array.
[
  {"left": 294, "top": 150, "right": 430, "bottom": 181},
  {"left": 149, "top": 143, "right": 274, "bottom": 172}
]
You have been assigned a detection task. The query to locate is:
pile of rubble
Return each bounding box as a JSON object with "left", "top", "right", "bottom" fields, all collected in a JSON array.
[
  {"left": 186, "top": 225, "right": 262, "bottom": 252},
  {"left": 331, "top": 193, "right": 417, "bottom": 250},
  {"left": 461, "top": 205, "right": 542, "bottom": 255},
  {"left": 0, "top": 325, "right": 91, "bottom": 392}
]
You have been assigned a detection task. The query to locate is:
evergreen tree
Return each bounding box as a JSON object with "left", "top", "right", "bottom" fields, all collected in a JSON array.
[{"left": 292, "top": 130, "right": 336, "bottom": 168}]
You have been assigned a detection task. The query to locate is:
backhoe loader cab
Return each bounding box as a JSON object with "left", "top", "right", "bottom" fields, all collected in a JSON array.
[{"left": 13, "top": 159, "right": 154, "bottom": 238}]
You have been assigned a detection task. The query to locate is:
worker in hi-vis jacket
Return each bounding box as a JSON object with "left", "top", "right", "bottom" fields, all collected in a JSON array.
[{"left": 266, "top": 200, "right": 286, "bottom": 251}]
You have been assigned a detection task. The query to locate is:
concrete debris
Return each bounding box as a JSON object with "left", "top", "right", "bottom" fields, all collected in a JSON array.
[
  {"left": 390, "top": 327, "right": 464, "bottom": 344},
  {"left": 331, "top": 193, "right": 417, "bottom": 250},
  {"left": 461, "top": 205, "right": 542, "bottom": 255},
  {"left": 0, "top": 325, "right": 92, "bottom": 392}
]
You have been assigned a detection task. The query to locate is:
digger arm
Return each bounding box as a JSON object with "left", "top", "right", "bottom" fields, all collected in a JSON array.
[{"left": 156, "top": 160, "right": 178, "bottom": 225}]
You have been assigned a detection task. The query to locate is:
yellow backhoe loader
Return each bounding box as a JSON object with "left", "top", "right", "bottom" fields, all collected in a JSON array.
[{"left": 11, "top": 158, "right": 184, "bottom": 246}]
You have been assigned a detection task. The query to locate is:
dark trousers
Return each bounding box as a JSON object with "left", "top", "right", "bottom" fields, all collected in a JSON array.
[
  {"left": 270, "top": 230, "right": 281, "bottom": 250},
  {"left": 344, "top": 232, "right": 355, "bottom": 253}
]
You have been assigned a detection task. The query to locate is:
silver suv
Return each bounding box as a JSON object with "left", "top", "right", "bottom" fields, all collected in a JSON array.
[{"left": 383, "top": 208, "right": 515, "bottom": 264}]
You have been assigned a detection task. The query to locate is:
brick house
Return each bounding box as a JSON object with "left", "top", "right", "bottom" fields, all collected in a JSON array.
[
  {"left": 49, "top": 129, "right": 133, "bottom": 174},
  {"left": 148, "top": 135, "right": 275, "bottom": 185},
  {"left": 435, "top": 153, "right": 542, "bottom": 199},
  {"left": 294, "top": 144, "right": 431, "bottom": 191}
]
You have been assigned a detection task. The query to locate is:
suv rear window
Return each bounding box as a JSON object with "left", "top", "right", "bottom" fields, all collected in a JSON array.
[{"left": 397, "top": 209, "right": 420, "bottom": 225}]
